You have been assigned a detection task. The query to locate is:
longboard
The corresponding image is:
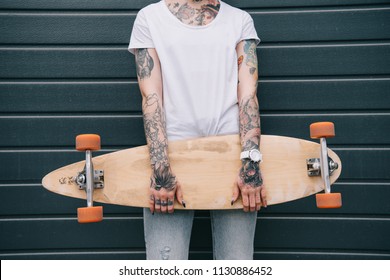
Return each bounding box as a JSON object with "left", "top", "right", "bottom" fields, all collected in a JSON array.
[{"left": 42, "top": 133, "right": 342, "bottom": 214}]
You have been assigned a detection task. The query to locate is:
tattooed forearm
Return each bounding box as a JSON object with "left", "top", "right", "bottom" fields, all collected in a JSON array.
[
  {"left": 143, "top": 93, "right": 168, "bottom": 167},
  {"left": 237, "top": 39, "right": 262, "bottom": 188},
  {"left": 243, "top": 40, "right": 258, "bottom": 76},
  {"left": 239, "top": 95, "right": 261, "bottom": 151},
  {"left": 142, "top": 93, "right": 176, "bottom": 191},
  {"left": 238, "top": 94, "right": 262, "bottom": 188},
  {"left": 135, "top": 48, "right": 154, "bottom": 80}
]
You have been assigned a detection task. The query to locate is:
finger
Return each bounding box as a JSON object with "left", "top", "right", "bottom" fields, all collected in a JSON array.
[
  {"left": 167, "top": 193, "right": 175, "bottom": 214},
  {"left": 149, "top": 193, "right": 155, "bottom": 214},
  {"left": 160, "top": 201, "right": 167, "bottom": 213},
  {"left": 231, "top": 179, "right": 240, "bottom": 206},
  {"left": 155, "top": 199, "right": 162, "bottom": 213},
  {"left": 154, "top": 196, "right": 161, "bottom": 213},
  {"left": 241, "top": 190, "right": 249, "bottom": 212},
  {"left": 161, "top": 201, "right": 168, "bottom": 213},
  {"left": 175, "top": 181, "right": 186, "bottom": 208},
  {"left": 255, "top": 189, "right": 261, "bottom": 211},
  {"left": 149, "top": 179, "right": 155, "bottom": 214},
  {"left": 261, "top": 186, "right": 267, "bottom": 208},
  {"left": 249, "top": 189, "right": 256, "bottom": 212},
  {"left": 160, "top": 193, "right": 168, "bottom": 213}
]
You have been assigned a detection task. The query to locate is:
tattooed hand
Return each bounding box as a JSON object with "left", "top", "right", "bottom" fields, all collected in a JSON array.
[
  {"left": 149, "top": 164, "right": 185, "bottom": 214},
  {"left": 233, "top": 160, "right": 267, "bottom": 212},
  {"left": 239, "top": 160, "right": 262, "bottom": 187}
]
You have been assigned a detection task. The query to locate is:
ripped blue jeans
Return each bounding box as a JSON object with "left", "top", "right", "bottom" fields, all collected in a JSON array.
[{"left": 143, "top": 209, "right": 257, "bottom": 260}]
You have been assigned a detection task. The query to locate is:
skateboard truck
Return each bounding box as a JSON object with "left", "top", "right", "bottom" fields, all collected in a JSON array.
[
  {"left": 75, "top": 134, "right": 104, "bottom": 223},
  {"left": 307, "top": 157, "right": 338, "bottom": 177},
  {"left": 75, "top": 168, "right": 104, "bottom": 190},
  {"left": 309, "top": 122, "right": 342, "bottom": 208}
]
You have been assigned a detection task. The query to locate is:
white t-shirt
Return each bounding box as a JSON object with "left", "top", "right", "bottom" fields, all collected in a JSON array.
[{"left": 129, "top": 0, "right": 260, "bottom": 141}]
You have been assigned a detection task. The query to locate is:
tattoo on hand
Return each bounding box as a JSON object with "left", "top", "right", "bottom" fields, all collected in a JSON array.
[
  {"left": 135, "top": 48, "right": 154, "bottom": 80},
  {"left": 151, "top": 164, "right": 177, "bottom": 192},
  {"left": 240, "top": 160, "right": 262, "bottom": 188}
]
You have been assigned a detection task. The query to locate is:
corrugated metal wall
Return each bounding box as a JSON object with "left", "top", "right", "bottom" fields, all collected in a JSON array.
[{"left": 1, "top": 0, "right": 389, "bottom": 259}]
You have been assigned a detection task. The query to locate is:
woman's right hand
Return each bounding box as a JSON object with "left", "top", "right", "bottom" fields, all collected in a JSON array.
[{"left": 149, "top": 165, "right": 185, "bottom": 214}]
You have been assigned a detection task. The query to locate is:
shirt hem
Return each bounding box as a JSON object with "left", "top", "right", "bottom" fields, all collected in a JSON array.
[
  {"left": 238, "top": 36, "right": 261, "bottom": 46},
  {"left": 128, "top": 45, "right": 156, "bottom": 54}
]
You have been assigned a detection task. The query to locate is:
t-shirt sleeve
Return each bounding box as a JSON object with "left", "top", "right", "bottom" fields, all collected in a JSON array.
[
  {"left": 128, "top": 10, "right": 155, "bottom": 54},
  {"left": 239, "top": 11, "right": 260, "bottom": 45}
]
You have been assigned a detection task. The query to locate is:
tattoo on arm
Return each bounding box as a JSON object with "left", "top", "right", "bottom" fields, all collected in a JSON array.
[
  {"left": 239, "top": 95, "right": 260, "bottom": 151},
  {"left": 135, "top": 48, "right": 154, "bottom": 80},
  {"left": 238, "top": 55, "right": 244, "bottom": 70},
  {"left": 142, "top": 93, "right": 176, "bottom": 191},
  {"left": 237, "top": 55, "right": 244, "bottom": 84},
  {"left": 239, "top": 95, "right": 262, "bottom": 187},
  {"left": 237, "top": 40, "right": 261, "bottom": 187},
  {"left": 143, "top": 93, "right": 168, "bottom": 166},
  {"left": 243, "top": 40, "right": 258, "bottom": 75}
]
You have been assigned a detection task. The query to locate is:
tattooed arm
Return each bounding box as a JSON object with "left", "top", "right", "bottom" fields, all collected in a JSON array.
[
  {"left": 134, "top": 48, "right": 184, "bottom": 214},
  {"left": 233, "top": 39, "right": 267, "bottom": 212}
]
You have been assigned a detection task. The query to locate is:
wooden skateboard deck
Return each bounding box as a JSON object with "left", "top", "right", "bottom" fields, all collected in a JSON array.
[{"left": 42, "top": 134, "right": 342, "bottom": 210}]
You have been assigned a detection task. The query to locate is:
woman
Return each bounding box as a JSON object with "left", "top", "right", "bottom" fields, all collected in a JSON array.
[{"left": 128, "top": 0, "right": 266, "bottom": 260}]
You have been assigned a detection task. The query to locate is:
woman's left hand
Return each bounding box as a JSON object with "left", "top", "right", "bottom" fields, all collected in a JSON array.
[{"left": 232, "top": 160, "right": 267, "bottom": 212}]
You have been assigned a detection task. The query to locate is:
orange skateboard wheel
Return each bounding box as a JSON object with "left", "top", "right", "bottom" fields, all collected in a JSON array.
[
  {"left": 310, "top": 122, "right": 335, "bottom": 139},
  {"left": 77, "top": 206, "right": 103, "bottom": 223},
  {"left": 316, "top": 193, "right": 342, "bottom": 208},
  {"left": 76, "top": 134, "right": 101, "bottom": 151}
]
